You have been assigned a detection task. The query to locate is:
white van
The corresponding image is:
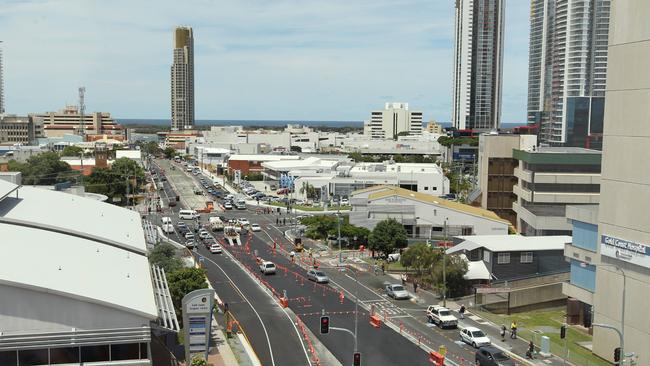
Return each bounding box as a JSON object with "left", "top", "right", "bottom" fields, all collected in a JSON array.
[
  {"left": 178, "top": 209, "right": 199, "bottom": 220},
  {"left": 161, "top": 217, "right": 172, "bottom": 225}
]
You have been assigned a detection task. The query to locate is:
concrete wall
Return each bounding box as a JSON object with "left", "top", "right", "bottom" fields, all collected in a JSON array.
[
  {"left": 592, "top": 1, "right": 650, "bottom": 363},
  {"left": 0, "top": 284, "right": 151, "bottom": 332}
]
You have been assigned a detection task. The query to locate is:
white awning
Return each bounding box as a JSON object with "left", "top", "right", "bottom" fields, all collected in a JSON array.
[
  {"left": 151, "top": 265, "right": 180, "bottom": 332},
  {"left": 459, "top": 254, "right": 491, "bottom": 280}
]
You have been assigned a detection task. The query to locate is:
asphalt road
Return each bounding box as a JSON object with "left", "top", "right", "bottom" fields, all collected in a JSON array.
[{"left": 147, "top": 159, "right": 312, "bottom": 366}]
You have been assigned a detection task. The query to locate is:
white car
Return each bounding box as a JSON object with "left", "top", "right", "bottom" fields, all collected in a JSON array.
[
  {"left": 250, "top": 223, "right": 262, "bottom": 232},
  {"left": 184, "top": 232, "right": 195, "bottom": 240},
  {"left": 385, "top": 284, "right": 410, "bottom": 300},
  {"left": 260, "top": 261, "right": 276, "bottom": 275},
  {"left": 224, "top": 202, "right": 233, "bottom": 210},
  {"left": 198, "top": 230, "right": 210, "bottom": 239},
  {"left": 460, "top": 327, "right": 491, "bottom": 348},
  {"left": 185, "top": 240, "right": 196, "bottom": 249},
  {"left": 209, "top": 243, "right": 222, "bottom": 254},
  {"left": 340, "top": 198, "right": 349, "bottom": 205},
  {"left": 426, "top": 305, "right": 458, "bottom": 328},
  {"left": 237, "top": 218, "right": 250, "bottom": 226}
]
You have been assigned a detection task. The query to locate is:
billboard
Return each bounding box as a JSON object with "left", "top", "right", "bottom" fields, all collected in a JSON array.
[{"left": 600, "top": 235, "right": 650, "bottom": 269}]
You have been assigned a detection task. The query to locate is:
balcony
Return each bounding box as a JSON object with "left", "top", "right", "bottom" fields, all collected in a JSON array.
[
  {"left": 533, "top": 172, "right": 600, "bottom": 185},
  {"left": 513, "top": 167, "right": 533, "bottom": 182},
  {"left": 513, "top": 202, "right": 572, "bottom": 231},
  {"left": 513, "top": 184, "right": 533, "bottom": 201}
]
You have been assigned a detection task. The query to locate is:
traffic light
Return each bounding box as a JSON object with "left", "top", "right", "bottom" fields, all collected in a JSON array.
[
  {"left": 614, "top": 347, "right": 621, "bottom": 363},
  {"left": 353, "top": 352, "right": 361, "bottom": 366},
  {"left": 560, "top": 325, "right": 566, "bottom": 339},
  {"left": 320, "top": 316, "right": 330, "bottom": 334}
]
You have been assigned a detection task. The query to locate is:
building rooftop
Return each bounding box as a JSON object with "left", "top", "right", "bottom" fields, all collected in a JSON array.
[
  {"left": 228, "top": 154, "right": 300, "bottom": 161},
  {"left": 364, "top": 186, "right": 510, "bottom": 225},
  {"left": 263, "top": 156, "right": 339, "bottom": 171},
  {"left": 0, "top": 178, "right": 158, "bottom": 319},
  {"left": 448, "top": 234, "right": 572, "bottom": 254}
]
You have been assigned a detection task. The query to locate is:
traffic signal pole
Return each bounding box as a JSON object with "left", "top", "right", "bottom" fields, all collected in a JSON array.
[{"left": 592, "top": 323, "right": 623, "bottom": 365}]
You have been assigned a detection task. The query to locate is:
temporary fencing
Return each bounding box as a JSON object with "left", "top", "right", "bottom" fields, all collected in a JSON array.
[{"left": 295, "top": 315, "right": 322, "bottom": 366}]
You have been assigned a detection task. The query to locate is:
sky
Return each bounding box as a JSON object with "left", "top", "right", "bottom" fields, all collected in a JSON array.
[{"left": 0, "top": 0, "right": 530, "bottom": 123}]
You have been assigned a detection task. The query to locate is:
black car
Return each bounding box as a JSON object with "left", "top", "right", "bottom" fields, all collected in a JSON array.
[{"left": 475, "top": 346, "right": 515, "bottom": 366}]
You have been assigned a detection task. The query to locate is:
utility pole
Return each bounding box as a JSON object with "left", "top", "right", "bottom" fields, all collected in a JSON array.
[{"left": 442, "top": 218, "right": 447, "bottom": 307}]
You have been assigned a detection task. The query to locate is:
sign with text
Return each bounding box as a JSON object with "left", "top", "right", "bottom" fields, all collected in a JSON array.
[
  {"left": 476, "top": 287, "right": 511, "bottom": 294},
  {"left": 182, "top": 289, "right": 215, "bottom": 363},
  {"left": 601, "top": 235, "right": 650, "bottom": 268}
]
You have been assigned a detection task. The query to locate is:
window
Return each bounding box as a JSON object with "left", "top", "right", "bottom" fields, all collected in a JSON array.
[
  {"left": 483, "top": 250, "right": 491, "bottom": 263},
  {"left": 81, "top": 345, "right": 109, "bottom": 363},
  {"left": 497, "top": 252, "right": 510, "bottom": 264},
  {"left": 18, "top": 349, "right": 49, "bottom": 366},
  {"left": 111, "top": 343, "right": 140, "bottom": 361},
  {"left": 50, "top": 347, "right": 79, "bottom": 364},
  {"left": 432, "top": 187, "right": 437, "bottom": 191},
  {"left": 424, "top": 187, "right": 429, "bottom": 191},
  {"left": 520, "top": 252, "right": 533, "bottom": 263},
  {"left": 0, "top": 351, "right": 17, "bottom": 366}
]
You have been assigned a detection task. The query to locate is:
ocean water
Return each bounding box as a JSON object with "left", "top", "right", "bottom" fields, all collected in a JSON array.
[{"left": 119, "top": 118, "right": 523, "bottom": 129}]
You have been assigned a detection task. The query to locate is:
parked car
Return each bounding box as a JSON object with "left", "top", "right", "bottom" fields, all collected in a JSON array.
[
  {"left": 307, "top": 269, "right": 329, "bottom": 283},
  {"left": 460, "top": 327, "right": 491, "bottom": 348},
  {"left": 250, "top": 223, "right": 262, "bottom": 232},
  {"left": 209, "top": 243, "right": 223, "bottom": 254},
  {"left": 475, "top": 346, "right": 514, "bottom": 366},
  {"left": 385, "top": 284, "right": 410, "bottom": 300},
  {"left": 340, "top": 197, "right": 349, "bottom": 205},
  {"left": 426, "top": 305, "right": 458, "bottom": 328},
  {"left": 260, "top": 261, "right": 276, "bottom": 275}
]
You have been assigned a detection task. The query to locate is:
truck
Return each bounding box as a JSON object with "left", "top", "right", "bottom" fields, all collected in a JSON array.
[
  {"left": 209, "top": 216, "right": 225, "bottom": 231},
  {"left": 426, "top": 305, "right": 458, "bottom": 329}
]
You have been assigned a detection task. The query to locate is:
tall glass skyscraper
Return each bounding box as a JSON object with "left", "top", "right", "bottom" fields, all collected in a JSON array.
[
  {"left": 527, "top": 0, "right": 610, "bottom": 148},
  {"left": 171, "top": 26, "right": 194, "bottom": 131},
  {"left": 452, "top": 0, "right": 505, "bottom": 131}
]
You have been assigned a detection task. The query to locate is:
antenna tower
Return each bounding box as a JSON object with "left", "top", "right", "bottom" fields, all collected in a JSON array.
[{"left": 78, "top": 87, "right": 86, "bottom": 138}]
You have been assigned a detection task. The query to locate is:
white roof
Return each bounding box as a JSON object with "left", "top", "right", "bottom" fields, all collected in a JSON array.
[
  {"left": 0, "top": 181, "right": 147, "bottom": 254},
  {"left": 0, "top": 224, "right": 157, "bottom": 319},
  {"left": 0, "top": 179, "right": 157, "bottom": 319},
  {"left": 263, "top": 156, "right": 338, "bottom": 170},
  {"left": 447, "top": 235, "right": 572, "bottom": 254},
  {"left": 228, "top": 154, "right": 300, "bottom": 161},
  {"left": 116, "top": 150, "right": 142, "bottom": 160},
  {"left": 458, "top": 254, "right": 491, "bottom": 280}
]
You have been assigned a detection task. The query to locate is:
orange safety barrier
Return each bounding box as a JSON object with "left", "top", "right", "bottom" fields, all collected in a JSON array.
[
  {"left": 279, "top": 297, "right": 289, "bottom": 308},
  {"left": 369, "top": 314, "right": 381, "bottom": 328},
  {"left": 428, "top": 351, "right": 444, "bottom": 366}
]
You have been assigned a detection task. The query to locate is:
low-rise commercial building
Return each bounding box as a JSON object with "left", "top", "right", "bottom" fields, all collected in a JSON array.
[
  {"left": 227, "top": 154, "right": 300, "bottom": 175},
  {"left": 512, "top": 147, "right": 601, "bottom": 236},
  {"left": 478, "top": 133, "right": 537, "bottom": 225},
  {"left": 0, "top": 174, "right": 178, "bottom": 365},
  {"left": 350, "top": 186, "right": 510, "bottom": 238},
  {"left": 0, "top": 115, "right": 43, "bottom": 144}
]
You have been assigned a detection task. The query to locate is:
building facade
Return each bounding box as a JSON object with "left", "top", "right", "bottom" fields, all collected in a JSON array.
[
  {"left": 452, "top": 0, "right": 505, "bottom": 131},
  {"left": 171, "top": 26, "right": 194, "bottom": 131},
  {"left": 590, "top": 1, "right": 650, "bottom": 362},
  {"left": 0, "top": 115, "right": 42, "bottom": 144},
  {"left": 512, "top": 147, "right": 601, "bottom": 236},
  {"left": 364, "top": 103, "right": 422, "bottom": 139},
  {"left": 33, "top": 105, "right": 122, "bottom": 138},
  {"left": 527, "top": 0, "right": 610, "bottom": 148},
  {"left": 478, "top": 134, "right": 537, "bottom": 225}
]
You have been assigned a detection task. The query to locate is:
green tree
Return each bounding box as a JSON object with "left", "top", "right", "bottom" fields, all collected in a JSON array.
[
  {"left": 301, "top": 215, "right": 338, "bottom": 239},
  {"left": 167, "top": 267, "right": 208, "bottom": 311},
  {"left": 429, "top": 253, "right": 468, "bottom": 298},
  {"left": 8, "top": 152, "right": 76, "bottom": 185},
  {"left": 368, "top": 218, "right": 408, "bottom": 256},
  {"left": 148, "top": 243, "right": 183, "bottom": 273},
  {"left": 61, "top": 145, "right": 84, "bottom": 157},
  {"left": 339, "top": 223, "right": 370, "bottom": 248},
  {"left": 84, "top": 157, "right": 145, "bottom": 204},
  {"left": 299, "top": 182, "right": 318, "bottom": 200},
  {"left": 141, "top": 141, "right": 162, "bottom": 156},
  {"left": 190, "top": 355, "right": 212, "bottom": 366},
  {"left": 400, "top": 243, "right": 436, "bottom": 276},
  {"left": 163, "top": 147, "right": 177, "bottom": 159}
]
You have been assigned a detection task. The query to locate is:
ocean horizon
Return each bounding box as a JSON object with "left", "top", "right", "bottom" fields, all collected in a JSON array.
[{"left": 119, "top": 118, "right": 523, "bottom": 129}]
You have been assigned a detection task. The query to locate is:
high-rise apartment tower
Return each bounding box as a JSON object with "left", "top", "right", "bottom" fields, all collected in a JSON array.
[
  {"left": 527, "top": 0, "right": 610, "bottom": 148},
  {"left": 452, "top": 0, "right": 505, "bottom": 131},
  {"left": 171, "top": 26, "right": 194, "bottom": 131}
]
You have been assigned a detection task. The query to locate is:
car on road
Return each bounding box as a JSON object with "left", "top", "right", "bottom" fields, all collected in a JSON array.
[
  {"left": 162, "top": 223, "right": 175, "bottom": 234},
  {"left": 460, "top": 327, "right": 491, "bottom": 348},
  {"left": 184, "top": 232, "right": 195, "bottom": 240},
  {"left": 198, "top": 230, "right": 210, "bottom": 239},
  {"left": 185, "top": 240, "right": 196, "bottom": 249},
  {"left": 426, "top": 305, "right": 458, "bottom": 329},
  {"left": 385, "top": 284, "right": 410, "bottom": 300},
  {"left": 340, "top": 197, "right": 349, "bottom": 205},
  {"left": 235, "top": 200, "right": 246, "bottom": 210},
  {"left": 260, "top": 261, "right": 276, "bottom": 275},
  {"left": 224, "top": 202, "right": 233, "bottom": 210},
  {"left": 237, "top": 218, "right": 250, "bottom": 226},
  {"left": 307, "top": 269, "right": 329, "bottom": 283},
  {"left": 168, "top": 201, "right": 177, "bottom": 207},
  {"left": 475, "top": 346, "right": 514, "bottom": 366},
  {"left": 209, "top": 243, "right": 222, "bottom": 254},
  {"left": 250, "top": 223, "right": 261, "bottom": 232}
]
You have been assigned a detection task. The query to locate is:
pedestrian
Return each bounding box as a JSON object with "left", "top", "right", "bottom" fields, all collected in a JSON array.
[
  {"left": 510, "top": 321, "right": 518, "bottom": 339},
  {"left": 276, "top": 217, "right": 279, "bottom": 225},
  {"left": 459, "top": 304, "right": 466, "bottom": 319},
  {"left": 381, "top": 262, "right": 385, "bottom": 275},
  {"left": 526, "top": 341, "right": 535, "bottom": 359},
  {"left": 283, "top": 218, "right": 286, "bottom": 225},
  {"left": 500, "top": 325, "right": 506, "bottom": 342},
  {"left": 290, "top": 251, "right": 295, "bottom": 263},
  {"left": 401, "top": 273, "right": 407, "bottom": 286},
  {"left": 413, "top": 280, "right": 418, "bottom": 294}
]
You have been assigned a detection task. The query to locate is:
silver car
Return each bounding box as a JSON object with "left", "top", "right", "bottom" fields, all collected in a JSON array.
[
  {"left": 307, "top": 269, "right": 329, "bottom": 283},
  {"left": 385, "top": 284, "right": 410, "bottom": 300}
]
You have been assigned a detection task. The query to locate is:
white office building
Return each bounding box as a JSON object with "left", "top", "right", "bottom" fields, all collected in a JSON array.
[
  {"left": 452, "top": 0, "right": 505, "bottom": 131},
  {"left": 0, "top": 174, "right": 178, "bottom": 365},
  {"left": 364, "top": 103, "right": 422, "bottom": 140}
]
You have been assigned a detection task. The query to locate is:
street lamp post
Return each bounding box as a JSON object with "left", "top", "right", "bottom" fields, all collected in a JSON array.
[
  {"left": 442, "top": 218, "right": 448, "bottom": 307},
  {"left": 336, "top": 211, "right": 342, "bottom": 265}
]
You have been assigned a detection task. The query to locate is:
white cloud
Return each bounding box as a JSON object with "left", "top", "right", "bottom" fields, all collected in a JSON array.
[{"left": 0, "top": 0, "right": 530, "bottom": 123}]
